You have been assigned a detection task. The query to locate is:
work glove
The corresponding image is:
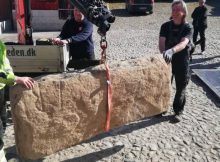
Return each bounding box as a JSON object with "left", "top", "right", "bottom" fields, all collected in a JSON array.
[{"left": 163, "top": 48, "right": 175, "bottom": 64}]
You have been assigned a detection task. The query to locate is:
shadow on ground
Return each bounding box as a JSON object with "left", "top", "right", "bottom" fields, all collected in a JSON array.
[
  {"left": 5, "top": 114, "right": 176, "bottom": 162},
  {"left": 84, "top": 114, "right": 175, "bottom": 144},
  {"left": 190, "top": 55, "right": 220, "bottom": 69},
  {"left": 4, "top": 132, "right": 124, "bottom": 162},
  {"left": 61, "top": 145, "right": 124, "bottom": 162},
  {"left": 5, "top": 145, "right": 44, "bottom": 162},
  {"left": 206, "top": 0, "right": 220, "bottom": 17}
]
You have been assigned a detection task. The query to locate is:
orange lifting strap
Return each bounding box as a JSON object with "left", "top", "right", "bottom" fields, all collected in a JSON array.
[{"left": 100, "top": 36, "right": 113, "bottom": 132}]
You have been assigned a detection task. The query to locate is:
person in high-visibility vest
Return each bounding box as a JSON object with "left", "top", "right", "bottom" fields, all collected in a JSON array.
[{"left": 0, "top": 40, "right": 35, "bottom": 162}]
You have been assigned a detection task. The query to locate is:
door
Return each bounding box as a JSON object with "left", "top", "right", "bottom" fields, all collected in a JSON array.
[{"left": 0, "top": 0, "right": 12, "bottom": 21}]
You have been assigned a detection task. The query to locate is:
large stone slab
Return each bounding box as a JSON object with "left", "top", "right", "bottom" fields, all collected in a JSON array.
[{"left": 10, "top": 55, "right": 171, "bottom": 160}]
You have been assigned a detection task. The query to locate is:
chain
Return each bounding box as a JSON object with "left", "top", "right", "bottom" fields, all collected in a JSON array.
[{"left": 100, "top": 35, "right": 108, "bottom": 63}]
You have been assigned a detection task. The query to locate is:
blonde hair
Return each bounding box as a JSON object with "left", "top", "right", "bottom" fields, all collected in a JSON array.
[{"left": 172, "top": 0, "right": 188, "bottom": 16}]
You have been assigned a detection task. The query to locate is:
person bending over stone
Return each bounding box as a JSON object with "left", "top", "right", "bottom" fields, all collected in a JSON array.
[{"left": 51, "top": 7, "right": 96, "bottom": 69}]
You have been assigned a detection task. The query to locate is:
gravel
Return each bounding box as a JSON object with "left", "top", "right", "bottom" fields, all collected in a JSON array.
[{"left": 1, "top": 0, "right": 220, "bottom": 162}]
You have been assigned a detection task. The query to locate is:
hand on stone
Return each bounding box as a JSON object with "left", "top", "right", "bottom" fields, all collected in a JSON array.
[
  {"left": 163, "top": 48, "right": 175, "bottom": 64},
  {"left": 15, "top": 76, "right": 35, "bottom": 89}
]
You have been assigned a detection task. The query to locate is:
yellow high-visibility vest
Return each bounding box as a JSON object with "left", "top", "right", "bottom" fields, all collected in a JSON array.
[{"left": 0, "top": 40, "right": 15, "bottom": 89}]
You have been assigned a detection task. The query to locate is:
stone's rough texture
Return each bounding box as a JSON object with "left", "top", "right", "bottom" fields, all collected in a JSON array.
[{"left": 10, "top": 55, "right": 171, "bottom": 160}]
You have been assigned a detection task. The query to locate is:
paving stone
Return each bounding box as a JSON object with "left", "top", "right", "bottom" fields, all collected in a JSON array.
[
  {"left": 183, "top": 139, "right": 191, "bottom": 145},
  {"left": 149, "top": 144, "right": 158, "bottom": 151},
  {"left": 213, "top": 144, "right": 220, "bottom": 150},
  {"left": 151, "top": 157, "right": 160, "bottom": 162},
  {"left": 192, "top": 154, "right": 201, "bottom": 160},
  {"left": 164, "top": 143, "right": 172, "bottom": 149},
  {"left": 148, "top": 151, "right": 156, "bottom": 158},
  {"left": 210, "top": 149, "right": 218, "bottom": 155},
  {"left": 3, "top": 1, "right": 220, "bottom": 162},
  {"left": 172, "top": 136, "right": 182, "bottom": 143},
  {"left": 125, "top": 152, "right": 135, "bottom": 160}
]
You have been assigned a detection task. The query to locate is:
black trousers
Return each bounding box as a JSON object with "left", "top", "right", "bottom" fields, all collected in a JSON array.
[
  {"left": 70, "top": 52, "right": 95, "bottom": 61},
  {"left": 67, "top": 53, "right": 100, "bottom": 70},
  {"left": 0, "top": 89, "right": 5, "bottom": 149},
  {"left": 173, "top": 73, "right": 190, "bottom": 115},
  {"left": 193, "top": 27, "right": 206, "bottom": 52},
  {"left": 0, "top": 88, "right": 7, "bottom": 131}
]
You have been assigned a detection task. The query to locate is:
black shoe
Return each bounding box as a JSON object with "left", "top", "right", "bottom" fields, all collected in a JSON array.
[
  {"left": 169, "top": 112, "right": 183, "bottom": 123},
  {"left": 174, "top": 114, "right": 182, "bottom": 122},
  {"left": 154, "top": 113, "right": 163, "bottom": 118},
  {"left": 190, "top": 55, "right": 192, "bottom": 63},
  {"left": 201, "top": 51, "right": 205, "bottom": 55},
  {"left": 154, "top": 111, "right": 167, "bottom": 118},
  {"left": 170, "top": 115, "right": 181, "bottom": 123}
]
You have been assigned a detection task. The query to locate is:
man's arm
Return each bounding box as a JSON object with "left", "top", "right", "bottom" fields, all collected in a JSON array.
[
  {"left": 173, "top": 23, "right": 192, "bottom": 54},
  {"left": 172, "top": 37, "right": 190, "bottom": 54},
  {"left": 162, "top": 36, "right": 190, "bottom": 64},
  {"left": 0, "top": 57, "right": 34, "bottom": 89},
  {"left": 68, "top": 21, "right": 93, "bottom": 43},
  {"left": 201, "top": 7, "right": 208, "bottom": 22},
  {"left": 159, "top": 36, "right": 166, "bottom": 53},
  {"left": 15, "top": 76, "right": 34, "bottom": 89},
  {"left": 52, "top": 20, "right": 93, "bottom": 45},
  {"left": 191, "top": 8, "right": 196, "bottom": 19},
  {"left": 167, "top": 22, "right": 192, "bottom": 54},
  {"left": 0, "top": 47, "right": 16, "bottom": 86},
  {"left": 0, "top": 71, "right": 15, "bottom": 86},
  {"left": 161, "top": 23, "right": 192, "bottom": 63},
  {"left": 159, "top": 22, "right": 168, "bottom": 53},
  {"left": 51, "top": 19, "right": 70, "bottom": 45}
]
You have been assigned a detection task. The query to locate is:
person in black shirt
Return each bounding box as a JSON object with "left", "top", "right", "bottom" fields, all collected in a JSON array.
[
  {"left": 159, "top": 0, "right": 193, "bottom": 122},
  {"left": 191, "top": 0, "right": 207, "bottom": 54},
  {"left": 52, "top": 7, "right": 95, "bottom": 68}
]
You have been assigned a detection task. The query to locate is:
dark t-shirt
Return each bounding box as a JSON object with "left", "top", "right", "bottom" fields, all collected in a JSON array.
[
  {"left": 159, "top": 20, "right": 193, "bottom": 74},
  {"left": 58, "top": 17, "right": 94, "bottom": 59},
  {"left": 191, "top": 6, "right": 208, "bottom": 29}
]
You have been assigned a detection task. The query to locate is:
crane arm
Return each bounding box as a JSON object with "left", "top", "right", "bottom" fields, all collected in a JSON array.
[
  {"left": 16, "top": 0, "right": 115, "bottom": 44},
  {"left": 69, "top": 0, "right": 115, "bottom": 36}
]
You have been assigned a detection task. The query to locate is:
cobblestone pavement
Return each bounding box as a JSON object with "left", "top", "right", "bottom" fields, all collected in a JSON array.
[{"left": 1, "top": 0, "right": 220, "bottom": 162}]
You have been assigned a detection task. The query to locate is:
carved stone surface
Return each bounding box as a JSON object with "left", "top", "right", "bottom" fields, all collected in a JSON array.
[{"left": 10, "top": 55, "right": 171, "bottom": 160}]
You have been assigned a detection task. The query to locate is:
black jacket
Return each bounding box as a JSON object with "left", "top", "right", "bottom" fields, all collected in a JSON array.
[
  {"left": 191, "top": 6, "right": 208, "bottom": 29},
  {"left": 58, "top": 17, "right": 94, "bottom": 59}
]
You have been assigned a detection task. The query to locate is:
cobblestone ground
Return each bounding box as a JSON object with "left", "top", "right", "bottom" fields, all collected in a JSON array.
[{"left": 1, "top": 0, "right": 220, "bottom": 162}]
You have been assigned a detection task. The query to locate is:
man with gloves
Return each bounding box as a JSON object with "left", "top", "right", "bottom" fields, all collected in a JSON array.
[{"left": 159, "top": 0, "right": 193, "bottom": 122}]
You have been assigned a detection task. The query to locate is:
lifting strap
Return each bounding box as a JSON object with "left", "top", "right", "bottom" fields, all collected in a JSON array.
[{"left": 100, "top": 36, "right": 113, "bottom": 132}]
